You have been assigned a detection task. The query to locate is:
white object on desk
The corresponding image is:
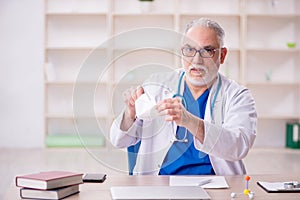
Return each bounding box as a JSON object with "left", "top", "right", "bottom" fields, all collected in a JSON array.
[
  {"left": 257, "top": 181, "right": 300, "bottom": 192},
  {"left": 169, "top": 176, "right": 229, "bottom": 189},
  {"left": 110, "top": 186, "right": 211, "bottom": 200}
]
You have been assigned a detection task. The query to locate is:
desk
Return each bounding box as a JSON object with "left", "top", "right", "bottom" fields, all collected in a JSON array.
[{"left": 4, "top": 174, "right": 300, "bottom": 200}]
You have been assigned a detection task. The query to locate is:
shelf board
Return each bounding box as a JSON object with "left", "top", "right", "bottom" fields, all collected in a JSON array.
[
  {"left": 246, "top": 48, "right": 299, "bottom": 52},
  {"left": 246, "top": 13, "right": 299, "bottom": 18},
  {"left": 46, "top": 113, "right": 109, "bottom": 119},
  {"left": 112, "top": 12, "right": 174, "bottom": 17},
  {"left": 45, "top": 81, "right": 110, "bottom": 85},
  {"left": 179, "top": 13, "right": 241, "bottom": 17},
  {"left": 46, "top": 46, "right": 300, "bottom": 53},
  {"left": 246, "top": 82, "right": 300, "bottom": 87},
  {"left": 46, "top": 81, "right": 76, "bottom": 85},
  {"left": 258, "top": 115, "right": 300, "bottom": 120},
  {"left": 46, "top": 46, "right": 106, "bottom": 50},
  {"left": 112, "top": 81, "right": 141, "bottom": 86},
  {"left": 46, "top": 12, "right": 107, "bottom": 16},
  {"left": 46, "top": 45, "right": 239, "bottom": 51}
]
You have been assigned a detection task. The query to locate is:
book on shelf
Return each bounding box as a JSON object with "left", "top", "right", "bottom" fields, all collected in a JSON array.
[
  {"left": 16, "top": 171, "right": 83, "bottom": 190},
  {"left": 20, "top": 184, "right": 79, "bottom": 200}
]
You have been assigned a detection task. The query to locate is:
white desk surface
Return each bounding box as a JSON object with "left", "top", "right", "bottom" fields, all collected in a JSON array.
[{"left": 5, "top": 174, "right": 300, "bottom": 200}]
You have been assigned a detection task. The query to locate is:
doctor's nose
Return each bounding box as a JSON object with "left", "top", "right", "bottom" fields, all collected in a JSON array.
[{"left": 192, "top": 51, "right": 204, "bottom": 64}]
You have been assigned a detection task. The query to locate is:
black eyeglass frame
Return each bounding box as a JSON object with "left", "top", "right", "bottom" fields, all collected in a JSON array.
[{"left": 181, "top": 47, "right": 222, "bottom": 58}]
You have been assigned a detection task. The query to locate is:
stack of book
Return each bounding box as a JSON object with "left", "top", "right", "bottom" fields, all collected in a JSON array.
[{"left": 15, "top": 171, "right": 83, "bottom": 200}]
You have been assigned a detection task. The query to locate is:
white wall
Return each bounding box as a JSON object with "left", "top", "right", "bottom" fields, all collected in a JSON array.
[{"left": 0, "top": 0, "right": 44, "bottom": 147}]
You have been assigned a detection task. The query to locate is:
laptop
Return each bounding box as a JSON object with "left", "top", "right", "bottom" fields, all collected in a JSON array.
[{"left": 110, "top": 186, "right": 211, "bottom": 200}]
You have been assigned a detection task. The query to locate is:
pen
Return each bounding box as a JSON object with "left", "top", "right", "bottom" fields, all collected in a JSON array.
[{"left": 197, "top": 179, "right": 212, "bottom": 186}]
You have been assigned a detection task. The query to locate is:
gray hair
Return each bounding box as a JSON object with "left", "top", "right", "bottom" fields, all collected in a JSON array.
[{"left": 184, "top": 18, "right": 225, "bottom": 47}]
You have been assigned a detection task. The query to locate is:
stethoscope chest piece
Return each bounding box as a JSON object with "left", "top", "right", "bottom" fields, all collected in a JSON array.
[{"left": 172, "top": 137, "right": 188, "bottom": 143}]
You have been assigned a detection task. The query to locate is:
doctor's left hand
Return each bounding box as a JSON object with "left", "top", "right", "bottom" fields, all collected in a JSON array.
[
  {"left": 156, "top": 97, "right": 205, "bottom": 143},
  {"left": 156, "top": 97, "right": 190, "bottom": 127}
]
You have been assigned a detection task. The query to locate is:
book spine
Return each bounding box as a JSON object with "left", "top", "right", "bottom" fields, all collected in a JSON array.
[
  {"left": 15, "top": 177, "right": 20, "bottom": 187},
  {"left": 19, "top": 188, "right": 23, "bottom": 198}
]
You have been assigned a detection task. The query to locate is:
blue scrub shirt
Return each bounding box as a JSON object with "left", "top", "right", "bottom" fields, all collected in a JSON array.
[{"left": 159, "top": 82, "right": 215, "bottom": 175}]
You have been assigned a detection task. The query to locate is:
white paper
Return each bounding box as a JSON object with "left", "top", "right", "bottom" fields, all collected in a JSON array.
[{"left": 169, "top": 176, "right": 229, "bottom": 189}]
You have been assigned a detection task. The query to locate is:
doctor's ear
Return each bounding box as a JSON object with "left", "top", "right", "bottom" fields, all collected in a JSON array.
[{"left": 220, "top": 47, "right": 227, "bottom": 64}]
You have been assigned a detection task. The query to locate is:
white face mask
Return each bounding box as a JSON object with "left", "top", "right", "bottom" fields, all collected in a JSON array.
[{"left": 135, "top": 93, "right": 159, "bottom": 121}]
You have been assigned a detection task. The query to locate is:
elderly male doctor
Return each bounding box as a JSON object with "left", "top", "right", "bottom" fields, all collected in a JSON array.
[{"left": 110, "top": 18, "right": 257, "bottom": 175}]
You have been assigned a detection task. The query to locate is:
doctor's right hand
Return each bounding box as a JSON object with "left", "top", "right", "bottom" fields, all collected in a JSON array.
[{"left": 122, "top": 86, "right": 144, "bottom": 121}]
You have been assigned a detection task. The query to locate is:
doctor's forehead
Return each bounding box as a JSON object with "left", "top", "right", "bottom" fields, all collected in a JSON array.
[{"left": 182, "top": 26, "right": 220, "bottom": 48}]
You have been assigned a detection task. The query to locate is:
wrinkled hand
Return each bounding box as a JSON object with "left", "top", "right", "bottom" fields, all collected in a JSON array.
[
  {"left": 156, "top": 97, "right": 189, "bottom": 127},
  {"left": 122, "top": 86, "right": 144, "bottom": 120}
]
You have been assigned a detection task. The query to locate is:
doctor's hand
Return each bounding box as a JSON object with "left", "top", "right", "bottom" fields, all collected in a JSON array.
[
  {"left": 156, "top": 97, "right": 205, "bottom": 143},
  {"left": 122, "top": 86, "right": 144, "bottom": 121},
  {"left": 156, "top": 97, "right": 189, "bottom": 127}
]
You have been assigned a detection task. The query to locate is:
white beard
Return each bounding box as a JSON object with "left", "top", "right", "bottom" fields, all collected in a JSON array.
[{"left": 185, "top": 64, "right": 218, "bottom": 87}]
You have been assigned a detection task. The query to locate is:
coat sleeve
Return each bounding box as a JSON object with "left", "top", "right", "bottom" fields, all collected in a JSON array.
[
  {"left": 110, "top": 111, "right": 142, "bottom": 148},
  {"left": 195, "top": 86, "right": 257, "bottom": 161}
]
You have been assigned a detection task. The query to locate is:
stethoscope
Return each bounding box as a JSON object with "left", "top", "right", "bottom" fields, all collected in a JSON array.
[{"left": 171, "top": 71, "right": 222, "bottom": 143}]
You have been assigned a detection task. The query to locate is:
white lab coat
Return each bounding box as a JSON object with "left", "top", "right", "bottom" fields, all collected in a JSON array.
[{"left": 110, "top": 69, "right": 257, "bottom": 175}]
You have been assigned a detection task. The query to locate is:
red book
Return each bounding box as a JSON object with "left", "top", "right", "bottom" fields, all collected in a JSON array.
[{"left": 16, "top": 171, "right": 83, "bottom": 190}]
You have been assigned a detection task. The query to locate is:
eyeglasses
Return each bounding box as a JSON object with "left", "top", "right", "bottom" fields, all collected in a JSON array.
[{"left": 181, "top": 46, "right": 220, "bottom": 58}]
